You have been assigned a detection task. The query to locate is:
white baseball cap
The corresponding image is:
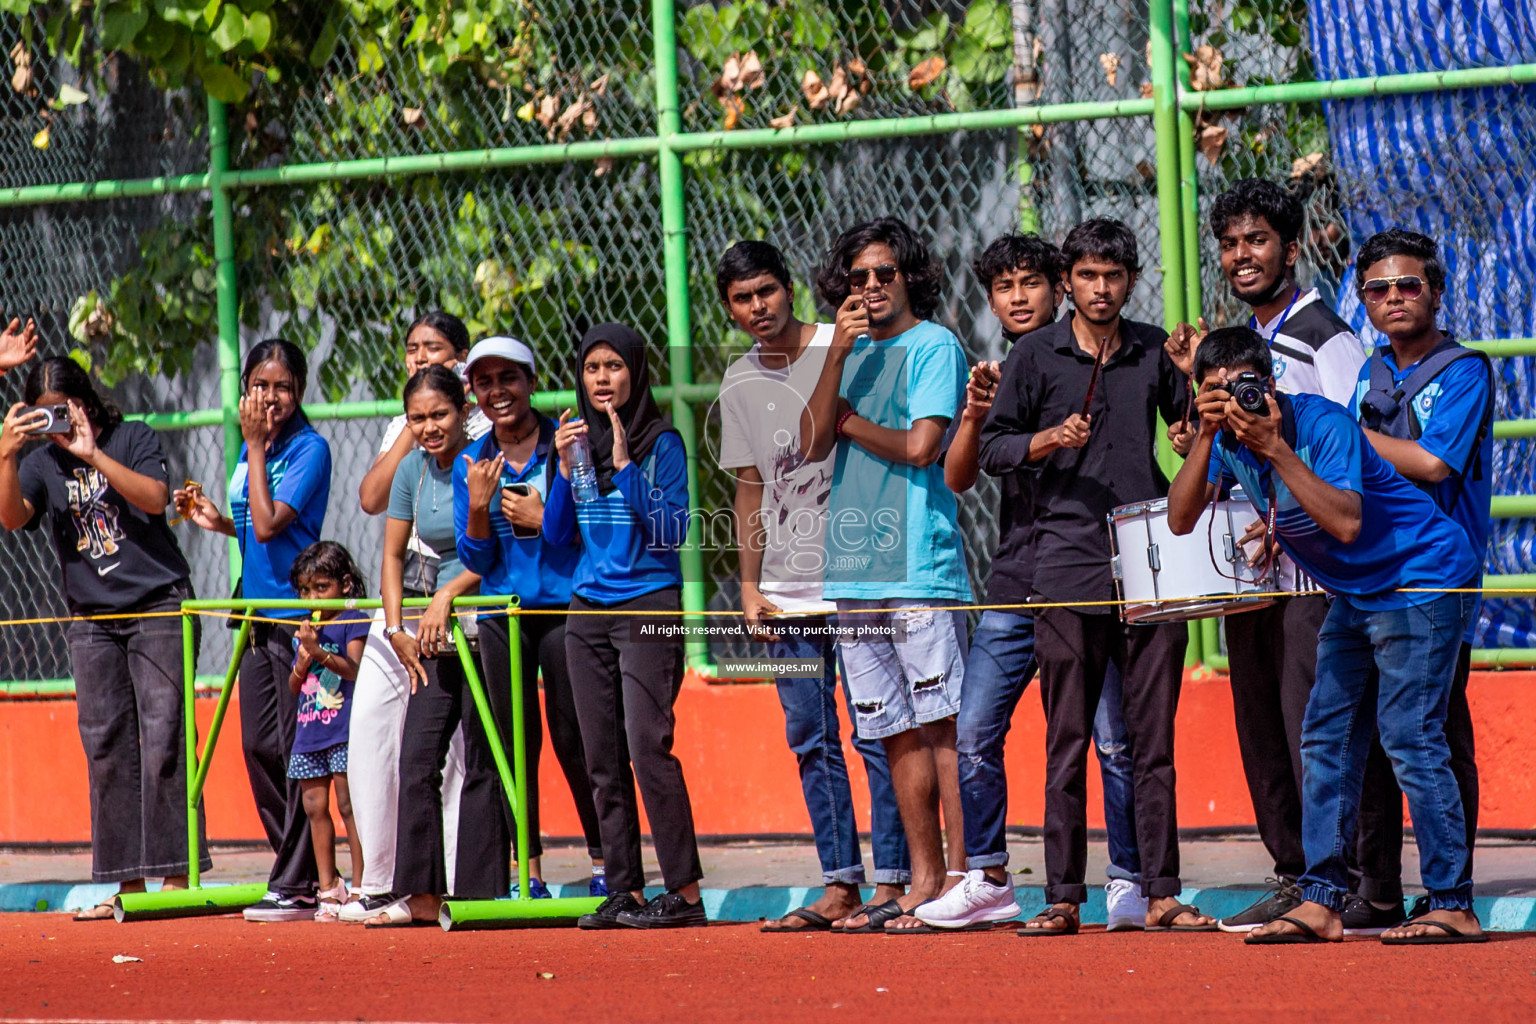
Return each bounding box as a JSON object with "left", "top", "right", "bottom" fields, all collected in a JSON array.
[{"left": 464, "top": 336, "right": 537, "bottom": 378}]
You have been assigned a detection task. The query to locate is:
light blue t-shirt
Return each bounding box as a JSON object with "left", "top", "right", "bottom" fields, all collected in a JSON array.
[
  {"left": 1350, "top": 348, "right": 1492, "bottom": 641},
  {"left": 230, "top": 421, "right": 331, "bottom": 619},
  {"left": 1206, "top": 392, "right": 1476, "bottom": 611},
  {"left": 388, "top": 449, "right": 468, "bottom": 588},
  {"left": 823, "top": 320, "right": 971, "bottom": 601}
]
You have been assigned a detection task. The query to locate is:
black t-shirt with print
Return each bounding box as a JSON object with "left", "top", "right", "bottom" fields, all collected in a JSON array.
[{"left": 19, "top": 420, "right": 192, "bottom": 614}]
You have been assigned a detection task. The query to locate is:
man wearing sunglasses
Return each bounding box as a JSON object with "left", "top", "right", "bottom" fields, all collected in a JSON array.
[
  {"left": 1167, "top": 326, "right": 1484, "bottom": 945},
  {"left": 980, "top": 219, "right": 1208, "bottom": 935},
  {"left": 1166, "top": 179, "right": 1368, "bottom": 934},
  {"left": 800, "top": 218, "right": 971, "bottom": 933},
  {"left": 1346, "top": 229, "right": 1492, "bottom": 939}
]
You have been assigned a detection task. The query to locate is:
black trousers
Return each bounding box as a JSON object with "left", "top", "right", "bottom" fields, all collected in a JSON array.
[
  {"left": 1353, "top": 642, "right": 1478, "bottom": 903},
  {"left": 393, "top": 649, "right": 476, "bottom": 897},
  {"left": 566, "top": 589, "right": 702, "bottom": 895},
  {"left": 239, "top": 621, "right": 318, "bottom": 896},
  {"left": 1034, "top": 606, "right": 1188, "bottom": 904},
  {"left": 1223, "top": 594, "right": 1329, "bottom": 881},
  {"left": 66, "top": 587, "right": 210, "bottom": 882}
]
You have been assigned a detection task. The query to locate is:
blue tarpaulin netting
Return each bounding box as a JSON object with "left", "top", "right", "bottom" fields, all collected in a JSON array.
[{"left": 1309, "top": 0, "right": 1536, "bottom": 646}]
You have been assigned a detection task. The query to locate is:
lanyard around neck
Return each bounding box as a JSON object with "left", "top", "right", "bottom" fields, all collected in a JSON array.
[{"left": 1250, "top": 288, "right": 1302, "bottom": 343}]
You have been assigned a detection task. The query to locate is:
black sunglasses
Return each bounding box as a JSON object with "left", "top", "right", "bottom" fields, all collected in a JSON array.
[
  {"left": 1360, "top": 274, "right": 1425, "bottom": 302},
  {"left": 847, "top": 264, "right": 898, "bottom": 290}
]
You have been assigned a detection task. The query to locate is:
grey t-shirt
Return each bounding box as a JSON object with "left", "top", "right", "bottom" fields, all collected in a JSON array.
[{"left": 388, "top": 449, "right": 467, "bottom": 588}]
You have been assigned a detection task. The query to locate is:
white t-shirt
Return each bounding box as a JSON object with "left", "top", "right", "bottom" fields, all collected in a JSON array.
[
  {"left": 1252, "top": 288, "right": 1366, "bottom": 408},
  {"left": 718, "top": 324, "right": 836, "bottom": 616},
  {"left": 378, "top": 406, "right": 491, "bottom": 562}
]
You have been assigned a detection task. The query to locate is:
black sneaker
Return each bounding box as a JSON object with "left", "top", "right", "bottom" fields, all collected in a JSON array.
[
  {"left": 1340, "top": 894, "right": 1406, "bottom": 936},
  {"left": 242, "top": 891, "right": 319, "bottom": 923},
  {"left": 578, "top": 892, "right": 645, "bottom": 930},
  {"left": 615, "top": 891, "right": 708, "bottom": 929},
  {"left": 1217, "top": 880, "right": 1304, "bottom": 933}
]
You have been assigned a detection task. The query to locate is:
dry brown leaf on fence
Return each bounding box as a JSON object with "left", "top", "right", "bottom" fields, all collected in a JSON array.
[
  {"left": 402, "top": 106, "right": 424, "bottom": 127},
  {"left": 769, "top": 105, "right": 798, "bottom": 129},
  {"left": 1140, "top": 82, "right": 1154, "bottom": 98},
  {"left": 802, "top": 69, "right": 830, "bottom": 109},
  {"left": 836, "top": 89, "right": 862, "bottom": 116},
  {"left": 554, "top": 99, "right": 589, "bottom": 140},
  {"left": 720, "top": 93, "right": 744, "bottom": 130},
  {"left": 1197, "top": 124, "right": 1228, "bottom": 162},
  {"left": 848, "top": 57, "right": 873, "bottom": 94},
  {"left": 1099, "top": 53, "right": 1121, "bottom": 87},
  {"left": 10, "top": 42, "right": 32, "bottom": 94},
  {"left": 1184, "top": 45, "right": 1226, "bottom": 92},
  {"left": 535, "top": 93, "right": 559, "bottom": 128},
  {"left": 908, "top": 55, "right": 946, "bottom": 91},
  {"left": 827, "top": 66, "right": 849, "bottom": 103},
  {"left": 739, "top": 50, "right": 765, "bottom": 90},
  {"left": 581, "top": 103, "right": 598, "bottom": 132},
  {"left": 589, "top": 74, "right": 610, "bottom": 97},
  {"left": 593, "top": 157, "right": 613, "bottom": 177}
]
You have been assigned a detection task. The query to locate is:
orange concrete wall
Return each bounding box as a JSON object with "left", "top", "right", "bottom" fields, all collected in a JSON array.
[{"left": 2, "top": 671, "right": 1533, "bottom": 843}]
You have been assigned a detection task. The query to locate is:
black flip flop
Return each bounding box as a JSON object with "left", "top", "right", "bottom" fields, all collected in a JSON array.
[
  {"left": 1244, "top": 914, "right": 1338, "bottom": 944},
  {"left": 1017, "top": 907, "right": 1080, "bottom": 937},
  {"left": 73, "top": 901, "right": 118, "bottom": 923},
  {"left": 1148, "top": 903, "right": 1220, "bottom": 932},
  {"left": 761, "top": 907, "right": 834, "bottom": 933},
  {"left": 1380, "top": 919, "right": 1489, "bottom": 945},
  {"left": 839, "top": 899, "right": 905, "bottom": 934}
]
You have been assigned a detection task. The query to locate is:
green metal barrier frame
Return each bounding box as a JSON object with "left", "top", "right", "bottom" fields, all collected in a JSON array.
[
  {"left": 1, "top": 0, "right": 1533, "bottom": 678},
  {"left": 112, "top": 595, "right": 601, "bottom": 927}
]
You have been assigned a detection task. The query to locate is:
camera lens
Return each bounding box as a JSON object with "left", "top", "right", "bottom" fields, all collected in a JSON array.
[{"left": 1234, "top": 382, "right": 1268, "bottom": 413}]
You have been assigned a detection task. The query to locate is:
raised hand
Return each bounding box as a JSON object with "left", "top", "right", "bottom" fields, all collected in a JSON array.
[
  {"left": 602, "top": 399, "right": 630, "bottom": 473},
  {"left": 463, "top": 451, "right": 505, "bottom": 512},
  {"left": 553, "top": 408, "right": 588, "bottom": 480},
  {"left": 238, "top": 392, "right": 273, "bottom": 448},
  {"left": 832, "top": 294, "right": 870, "bottom": 354},
  {"left": 0, "top": 318, "right": 38, "bottom": 374}
]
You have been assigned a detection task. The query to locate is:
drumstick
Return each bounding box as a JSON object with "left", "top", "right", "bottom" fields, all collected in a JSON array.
[{"left": 1080, "top": 333, "right": 1110, "bottom": 420}]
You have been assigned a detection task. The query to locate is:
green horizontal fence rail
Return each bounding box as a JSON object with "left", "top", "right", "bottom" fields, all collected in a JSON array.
[{"left": 1, "top": 1, "right": 1533, "bottom": 686}]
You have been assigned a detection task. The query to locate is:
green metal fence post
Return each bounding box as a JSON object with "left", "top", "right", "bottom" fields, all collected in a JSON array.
[
  {"left": 652, "top": 0, "right": 710, "bottom": 669},
  {"left": 1172, "top": 0, "right": 1204, "bottom": 322},
  {"left": 207, "top": 95, "right": 243, "bottom": 583},
  {"left": 508, "top": 605, "right": 532, "bottom": 902}
]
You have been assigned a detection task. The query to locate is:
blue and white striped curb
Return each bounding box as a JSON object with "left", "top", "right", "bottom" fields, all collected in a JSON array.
[{"left": 8, "top": 881, "right": 1533, "bottom": 930}]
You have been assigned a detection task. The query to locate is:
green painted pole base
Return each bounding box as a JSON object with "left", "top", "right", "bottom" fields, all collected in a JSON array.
[
  {"left": 113, "top": 883, "right": 268, "bottom": 922},
  {"left": 439, "top": 896, "right": 605, "bottom": 931}
]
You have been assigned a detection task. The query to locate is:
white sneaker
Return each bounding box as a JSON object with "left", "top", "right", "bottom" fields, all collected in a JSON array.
[
  {"left": 914, "top": 870, "right": 1020, "bottom": 929},
  {"left": 1105, "top": 878, "right": 1147, "bottom": 932}
]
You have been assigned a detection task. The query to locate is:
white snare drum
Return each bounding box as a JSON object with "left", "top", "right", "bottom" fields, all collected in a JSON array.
[{"left": 1108, "top": 498, "right": 1281, "bottom": 624}]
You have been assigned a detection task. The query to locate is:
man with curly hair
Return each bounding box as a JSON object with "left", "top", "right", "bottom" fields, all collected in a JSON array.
[{"left": 800, "top": 217, "right": 970, "bottom": 933}]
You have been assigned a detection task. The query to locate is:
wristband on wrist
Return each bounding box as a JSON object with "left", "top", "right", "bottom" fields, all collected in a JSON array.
[{"left": 835, "top": 408, "right": 856, "bottom": 438}]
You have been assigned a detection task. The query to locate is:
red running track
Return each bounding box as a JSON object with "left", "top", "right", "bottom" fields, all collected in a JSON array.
[{"left": 2, "top": 915, "right": 1534, "bottom": 1022}]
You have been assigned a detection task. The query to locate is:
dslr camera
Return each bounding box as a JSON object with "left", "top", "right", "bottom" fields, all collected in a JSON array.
[{"left": 1227, "top": 371, "right": 1270, "bottom": 414}]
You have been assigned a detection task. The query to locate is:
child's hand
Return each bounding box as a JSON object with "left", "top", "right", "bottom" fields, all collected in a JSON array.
[{"left": 297, "top": 620, "right": 324, "bottom": 660}]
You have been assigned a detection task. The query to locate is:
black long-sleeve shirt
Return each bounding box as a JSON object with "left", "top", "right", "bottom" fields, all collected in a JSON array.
[{"left": 978, "top": 313, "right": 1187, "bottom": 610}]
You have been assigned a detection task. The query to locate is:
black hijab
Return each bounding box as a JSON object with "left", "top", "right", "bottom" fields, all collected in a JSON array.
[{"left": 576, "top": 323, "right": 677, "bottom": 495}]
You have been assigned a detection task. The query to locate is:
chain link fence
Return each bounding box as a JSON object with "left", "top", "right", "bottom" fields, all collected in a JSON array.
[{"left": 2, "top": 0, "right": 1533, "bottom": 684}]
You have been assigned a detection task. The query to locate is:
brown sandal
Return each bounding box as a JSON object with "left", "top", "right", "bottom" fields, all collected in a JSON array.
[
  {"left": 1017, "top": 906, "right": 1079, "bottom": 937},
  {"left": 1148, "top": 903, "right": 1219, "bottom": 932}
]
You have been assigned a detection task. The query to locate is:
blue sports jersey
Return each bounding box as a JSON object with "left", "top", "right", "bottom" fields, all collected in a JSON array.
[
  {"left": 1350, "top": 348, "right": 1492, "bottom": 642},
  {"left": 1206, "top": 392, "right": 1476, "bottom": 611},
  {"left": 230, "top": 421, "right": 331, "bottom": 619},
  {"left": 543, "top": 430, "right": 688, "bottom": 605}
]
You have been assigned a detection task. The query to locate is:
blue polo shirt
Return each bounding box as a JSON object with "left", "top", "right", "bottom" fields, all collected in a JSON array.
[
  {"left": 1206, "top": 392, "right": 1476, "bottom": 611},
  {"left": 230, "top": 420, "right": 331, "bottom": 619},
  {"left": 453, "top": 418, "right": 578, "bottom": 612},
  {"left": 823, "top": 320, "right": 971, "bottom": 602},
  {"left": 543, "top": 431, "right": 688, "bottom": 605}
]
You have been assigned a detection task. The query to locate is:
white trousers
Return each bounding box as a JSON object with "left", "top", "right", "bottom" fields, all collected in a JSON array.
[{"left": 348, "top": 608, "right": 465, "bottom": 895}]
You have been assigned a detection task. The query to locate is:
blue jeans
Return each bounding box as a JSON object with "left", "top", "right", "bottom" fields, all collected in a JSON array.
[
  {"left": 957, "top": 610, "right": 1141, "bottom": 878},
  {"left": 1301, "top": 592, "right": 1474, "bottom": 912},
  {"left": 769, "top": 617, "right": 911, "bottom": 885}
]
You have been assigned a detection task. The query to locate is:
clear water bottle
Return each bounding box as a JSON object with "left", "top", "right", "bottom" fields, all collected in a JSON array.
[{"left": 568, "top": 421, "right": 599, "bottom": 503}]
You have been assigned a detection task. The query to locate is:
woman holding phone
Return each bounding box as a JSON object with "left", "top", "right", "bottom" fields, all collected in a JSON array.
[
  {"left": 175, "top": 338, "right": 331, "bottom": 922},
  {"left": 449, "top": 336, "right": 603, "bottom": 902},
  {"left": 547, "top": 323, "right": 705, "bottom": 929},
  {"left": 0, "top": 356, "right": 207, "bottom": 920}
]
